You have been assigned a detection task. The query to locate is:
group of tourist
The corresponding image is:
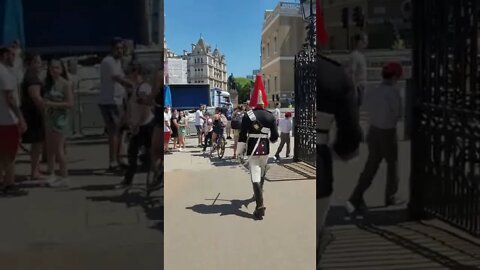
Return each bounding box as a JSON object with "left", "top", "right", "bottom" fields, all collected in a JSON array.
[
  {"left": 162, "top": 107, "right": 188, "bottom": 153},
  {"left": 0, "top": 37, "right": 165, "bottom": 195},
  {"left": 98, "top": 38, "right": 164, "bottom": 189},
  {"left": 192, "top": 103, "right": 246, "bottom": 158},
  {"left": 0, "top": 41, "right": 76, "bottom": 195},
  {"left": 161, "top": 101, "right": 293, "bottom": 161}
]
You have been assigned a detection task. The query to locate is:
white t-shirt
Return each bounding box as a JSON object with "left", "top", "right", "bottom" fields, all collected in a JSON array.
[
  {"left": 129, "top": 82, "right": 154, "bottom": 126},
  {"left": 274, "top": 108, "right": 281, "bottom": 121},
  {"left": 98, "top": 55, "right": 126, "bottom": 105},
  {"left": 350, "top": 50, "right": 367, "bottom": 87},
  {"left": 164, "top": 111, "right": 171, "bottom": 132},
  {"left": 203, "top": 118, "right": 213, "bottom": 133},
  {"left": 195, "top": 109, "right": 204, "bottom": 126},
  {"left": 0, "top": 64, "right": 18, "bottom": 125}
]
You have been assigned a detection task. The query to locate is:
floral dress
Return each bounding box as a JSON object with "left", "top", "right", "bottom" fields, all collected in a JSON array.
[
  {"left": 178, "top": 117, "right": 187, "bottom": 136},
  {"left": 44, "top": 78, "right": 71, "bottom": 135}
]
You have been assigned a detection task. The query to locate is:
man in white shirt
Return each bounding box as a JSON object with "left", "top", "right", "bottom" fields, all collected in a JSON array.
[
  {"left": 117, "top": 64, "right": 154, "bottom": 188},
  {"left": 274, "top": 112, "right": 293, "bottom": 161},
  {"left": 349, "top": 33, "right": 368, "bottom": 107},
  {"left": 194, "top": 104, "right": 206, "bottom": 146},
  {"left": 0, "top": 47, "right": 27, "bottom": 195},
  {"left": 98, "top": 38, "right": 133, "bottom": 171},
  {"left": 273, "top": 103, "right": 281, "bottom": 126},
  {"left": 347, "top": 62, "right": 404, "bottom": 214}
]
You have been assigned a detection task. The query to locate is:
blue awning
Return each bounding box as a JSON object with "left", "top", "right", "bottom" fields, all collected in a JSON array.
[{"left": 0, "top": 0, "right": 25, "bottom": 46}]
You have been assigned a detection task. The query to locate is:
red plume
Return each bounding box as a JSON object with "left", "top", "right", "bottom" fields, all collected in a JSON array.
[
  {"left": 249, "top": 74, "right": 268, "bottom": 108},
  {"left": 316, "top": 0, "right": 329, "bottom": 46}
]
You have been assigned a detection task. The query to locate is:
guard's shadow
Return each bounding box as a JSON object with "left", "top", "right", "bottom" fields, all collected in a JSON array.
[{"left": 187, "top": 197, "right": 256, "bottom": 220}]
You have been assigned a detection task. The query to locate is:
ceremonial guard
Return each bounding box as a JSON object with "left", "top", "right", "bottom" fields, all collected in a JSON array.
[
  {"left": 317, "top": 55, "right": 363, "bottom": 264},
  {"left": 237, "top": 74, "right": 279, "bottom": 220}
]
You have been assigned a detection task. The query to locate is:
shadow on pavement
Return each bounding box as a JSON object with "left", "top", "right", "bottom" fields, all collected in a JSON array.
[
  {"left": 69, "top": 184, "right": 119, "bottom": 192},
  {"left": 186, "top": 197, "right": 256, "bottom": 220},
  {"left": 86, "top": 190, "right": 164, "bottom": 233},
  {"left": 70, "top": 140, "right": 108, "bottom": 146},
  {"left": 321, "top": 207, "right": 480, "bottom": 269},
  {"left": 326, "top": 206, "right": 412, "bottom": 227},
  {"left": 357, "top": 224, "right": 480, "bottom": 269},
  {"left": 69, "top": 168, "right": 120, "bottom": 176},
  {"left": 16, "top": 159, "right": 86, "bottom": 165}
]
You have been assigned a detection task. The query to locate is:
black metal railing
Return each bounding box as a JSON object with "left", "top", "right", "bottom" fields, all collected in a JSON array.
[
  {"left": 293, "top": 46, "right": 317, "bottom": 167},
  {"left": 411, "top": 0, "right": 480, "bottom": 236}
]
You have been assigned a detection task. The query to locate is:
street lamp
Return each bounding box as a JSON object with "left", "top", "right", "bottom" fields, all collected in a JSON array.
[{"left": 300, "top": 0, "right": 316, "bottom": 48}]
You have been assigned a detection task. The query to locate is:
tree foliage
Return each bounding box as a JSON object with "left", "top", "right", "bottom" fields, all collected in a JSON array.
[{"left": 234, "top": 77, "right": 254, "bottom": 104}]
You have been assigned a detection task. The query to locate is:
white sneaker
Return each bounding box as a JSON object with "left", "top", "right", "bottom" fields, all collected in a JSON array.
[
  {"left": 46, "top": 175, "right": 57, "bottom": 185},
  {"left": 50, "top": 177, "right": 70, "bottom": 188},
  {"left": 179, "top": 148, "right": 184, "bottom": 152},
  {"left": 345, "top": 201, "right": 356, "bottom": 215}
]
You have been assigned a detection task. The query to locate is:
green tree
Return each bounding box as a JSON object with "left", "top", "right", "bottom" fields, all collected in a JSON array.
[{"left": 234, "top": 77, "right": 254, "bottom": 104}]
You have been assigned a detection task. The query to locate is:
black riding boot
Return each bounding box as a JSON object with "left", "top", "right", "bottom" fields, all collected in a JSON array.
[{"left": 252, "top": 182, "right": 266, "bottom": 220}]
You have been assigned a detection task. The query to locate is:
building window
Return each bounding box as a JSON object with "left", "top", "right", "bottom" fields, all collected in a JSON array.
[
  {"left": 274, "top": 37, "right": 277, "bottom": 53},
  {"left": 267, "top": 43, "right": 270, "bottom": 58},
  {"left": 274, "top": 76, "right": 277, "bottom": 92},
  {"left": 262, "top": 47, "right": 265, "bottom": 59}
]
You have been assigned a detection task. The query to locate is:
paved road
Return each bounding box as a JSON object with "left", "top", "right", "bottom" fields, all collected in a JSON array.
[
  {"left": 1, "top": 138, "right": 163, "bottom": 270},
  {"left": 164, "top": 136, "right": 316, "bottom": 270}
]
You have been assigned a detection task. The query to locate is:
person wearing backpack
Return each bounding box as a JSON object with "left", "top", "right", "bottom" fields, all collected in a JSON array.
[{"left": 231, "top": 105, "right": 244, "bottom": 159}]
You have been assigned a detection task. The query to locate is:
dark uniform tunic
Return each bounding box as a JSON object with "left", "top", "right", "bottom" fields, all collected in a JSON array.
[
  {"left": 239, "top": 108, "right": 279, "bottom": 155},
  {"left": 317, "top": 55, "right": 362, "bottom": 199}
]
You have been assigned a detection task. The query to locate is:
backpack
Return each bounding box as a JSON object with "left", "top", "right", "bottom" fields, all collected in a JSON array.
[
  {"left": 220, "top": 114, "right": 228, "bottom": 127},
  {"left": 231, "top": 112, "right": 243, "bottom": 129}
]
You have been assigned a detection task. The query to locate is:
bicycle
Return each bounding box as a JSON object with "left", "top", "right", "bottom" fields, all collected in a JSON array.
[{"left": 210, "top": 133, "right": 226, "bottom": 159}]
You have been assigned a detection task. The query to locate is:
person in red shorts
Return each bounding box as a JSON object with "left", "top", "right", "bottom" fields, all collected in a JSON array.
[{"left": 0, "top": 47, "right": 27, "bottom": 195}]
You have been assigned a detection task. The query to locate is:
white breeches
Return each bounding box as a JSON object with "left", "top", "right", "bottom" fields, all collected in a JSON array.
[{"left": 248, "top": 155, "right": 269, "bottom": 183}]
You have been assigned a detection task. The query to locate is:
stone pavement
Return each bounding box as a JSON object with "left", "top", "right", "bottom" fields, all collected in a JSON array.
[
  {"left": 0, "top": 137, "right": 163, "bottom": 270},
  {"left": 164, "top": 135, "right": 316, "bottom": 270}
]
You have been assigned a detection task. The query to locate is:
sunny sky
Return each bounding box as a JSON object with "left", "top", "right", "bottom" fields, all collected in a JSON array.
[{"left": 165, "top": 0, "right": 290, "bottom": 77}]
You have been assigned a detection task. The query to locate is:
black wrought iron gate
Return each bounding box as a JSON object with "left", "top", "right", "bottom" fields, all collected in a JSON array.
[
  {"left": 293, "top": 46, "right": 317, "bottom": 167},
  {"left": 411, "top": 0, "right": 480, "bottom": 236}
]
